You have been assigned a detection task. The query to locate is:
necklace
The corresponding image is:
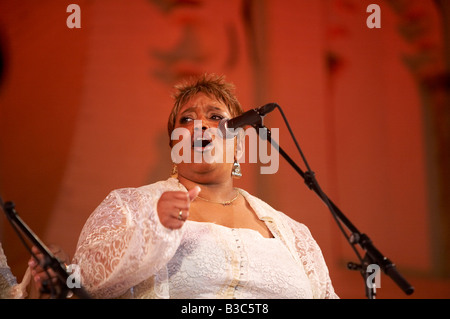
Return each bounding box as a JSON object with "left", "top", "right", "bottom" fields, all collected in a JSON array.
[{"left": 195, "top": 188, "right": 240, "bottom": 206}]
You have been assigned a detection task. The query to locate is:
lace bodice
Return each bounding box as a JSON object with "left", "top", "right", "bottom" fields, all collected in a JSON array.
[{"left": 73, "top": 178, "right": 338, "bottom": 299}]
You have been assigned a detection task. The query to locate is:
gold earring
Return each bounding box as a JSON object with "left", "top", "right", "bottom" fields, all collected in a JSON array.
[
  {"left": 231, "top": 160, "right": 242, "bottom": 179},
  {"left": 171, "top": 164, "right": 178, "bottom": 177}
]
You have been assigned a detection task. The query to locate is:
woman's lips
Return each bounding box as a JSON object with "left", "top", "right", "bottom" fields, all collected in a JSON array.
[{"left": 192, "top": 137, "right": 213, "bottom": 152}]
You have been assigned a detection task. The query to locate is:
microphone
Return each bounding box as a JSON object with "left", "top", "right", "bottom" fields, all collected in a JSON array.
[{"left": 218, "top": 103, "right": 278, "bottom": 138}]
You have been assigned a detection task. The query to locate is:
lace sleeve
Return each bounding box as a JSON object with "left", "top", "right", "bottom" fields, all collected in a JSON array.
[
  {"left": 72, "top": 187, "right": 184, "bottom": 298},
  {"left": 285, "top": 218, "right": 339, "bottom": 299}
]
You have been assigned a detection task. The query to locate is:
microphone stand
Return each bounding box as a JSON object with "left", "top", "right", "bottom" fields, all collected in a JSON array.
[
  {"left": 253, "top": 122, "right": 414, "bottom": 299},
  {"left": 0, "top": 199, "right": 92, "bottom": 299}
]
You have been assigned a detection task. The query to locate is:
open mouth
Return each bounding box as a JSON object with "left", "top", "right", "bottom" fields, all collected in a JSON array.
[{"left": 192, "top": 136, "right": 213, "bottom": 152}]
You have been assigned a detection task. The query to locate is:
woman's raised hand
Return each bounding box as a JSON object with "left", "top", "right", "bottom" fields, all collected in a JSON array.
[{"left": 157, "top": 186, "right": 200, "bottom": 229}]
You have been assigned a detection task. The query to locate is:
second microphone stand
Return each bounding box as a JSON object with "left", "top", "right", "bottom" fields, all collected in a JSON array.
[{"left": 1, "top": 199, "right": 92, "bottom": 299}]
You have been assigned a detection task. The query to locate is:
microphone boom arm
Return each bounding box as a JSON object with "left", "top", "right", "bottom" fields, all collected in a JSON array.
[{"left": 255, "top": 124, "right": 414, "bottom": 298}]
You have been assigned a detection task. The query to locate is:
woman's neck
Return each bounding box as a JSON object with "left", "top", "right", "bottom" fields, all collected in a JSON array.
[{"left": 177, "top": 174, "right": 236, "bottom": 203}]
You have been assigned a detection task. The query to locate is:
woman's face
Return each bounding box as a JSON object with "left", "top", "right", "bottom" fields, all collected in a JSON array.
[{"left": 171, "top": 93, "right": 237, "bottom": 183}]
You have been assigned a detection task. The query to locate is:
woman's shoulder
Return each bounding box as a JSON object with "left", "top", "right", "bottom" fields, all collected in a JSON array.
[
  {"left": 238, "top": 188, "right": 312, "bottom": 234},
  {"left": 109, "top": 178, "right": 180, "bottom": 198},
  {"left": 237, "top": 188, "right": 278, "bottom": 214},
  {"left": 136, "top": 177, "right": 180, "bottom": 193}
]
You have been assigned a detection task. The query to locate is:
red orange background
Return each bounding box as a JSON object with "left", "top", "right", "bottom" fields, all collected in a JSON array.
[{"left": 0, "top": 0, "right": 449, "bottom": 298}]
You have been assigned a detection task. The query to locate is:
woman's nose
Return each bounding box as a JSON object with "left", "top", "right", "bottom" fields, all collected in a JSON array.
[{"left": 194, "top": 116, "right": 211, "bottom": 131}]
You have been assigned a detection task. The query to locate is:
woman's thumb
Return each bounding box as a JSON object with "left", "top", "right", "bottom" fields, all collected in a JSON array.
[{"left": 188, "top": 186, "right": 201, "bottom": 201}]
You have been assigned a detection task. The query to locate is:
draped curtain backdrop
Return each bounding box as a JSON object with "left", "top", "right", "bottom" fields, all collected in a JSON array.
[{"left": 0, "top": 0, "right": 449, "bottom": 298}]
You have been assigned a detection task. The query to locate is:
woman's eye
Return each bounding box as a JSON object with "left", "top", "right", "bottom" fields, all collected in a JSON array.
[
  {"left": 179, "top": 117, "right": 193, "bottom": 124},
  {"left": 211, "top": 114, "right": 224, "bottom": 121}
]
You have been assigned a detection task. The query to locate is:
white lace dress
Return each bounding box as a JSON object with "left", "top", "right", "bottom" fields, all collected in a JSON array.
[{"left": 72, "top": 178, "right": 338, "bottom": 299}]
